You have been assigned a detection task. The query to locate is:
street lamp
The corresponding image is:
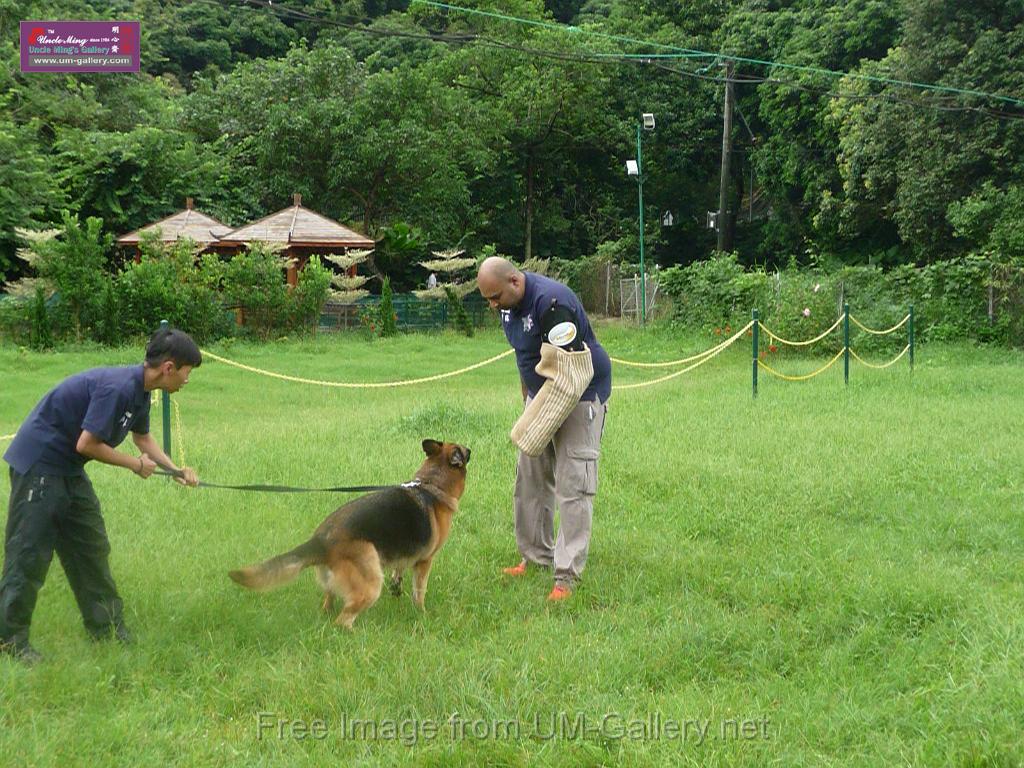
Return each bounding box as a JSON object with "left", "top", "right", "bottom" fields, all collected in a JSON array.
[{"left": 626, "top": 112, "right": 655, "bottom": 325}]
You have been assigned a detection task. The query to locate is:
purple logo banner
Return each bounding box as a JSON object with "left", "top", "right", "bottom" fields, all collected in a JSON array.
[{"left": 20, "top": 20, "right": 140, "bottom": 73}]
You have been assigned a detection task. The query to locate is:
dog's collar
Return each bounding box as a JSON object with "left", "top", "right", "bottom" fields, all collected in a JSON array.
[{"left": 402, "top": 479, "right": 459, "bottom": 512}]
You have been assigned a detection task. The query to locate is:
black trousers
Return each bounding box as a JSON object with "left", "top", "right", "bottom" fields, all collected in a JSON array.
[{"left": 0, "top": 468, "right": 124, "bottom": 644}]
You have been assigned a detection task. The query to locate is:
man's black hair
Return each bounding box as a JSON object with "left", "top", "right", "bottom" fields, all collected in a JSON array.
[{"left": 145, "top": 327, "right": 202, "bottom": 368}]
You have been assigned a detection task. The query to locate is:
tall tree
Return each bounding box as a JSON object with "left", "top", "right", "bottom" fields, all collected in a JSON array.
[
  {"left": 829, "top": 0, "right": 1024, "bottom": 262},
  {"left": 0, "top": 119, "right": 64, "bottom": 278}
]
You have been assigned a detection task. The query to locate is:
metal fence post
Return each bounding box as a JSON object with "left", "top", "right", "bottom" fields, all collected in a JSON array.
[
  {"left": 843, "top": 303, "right": 850, "bottom": 386},
  {"left": 159, "top": 319, "right": 172, "bottom": 460},
  {"left": 909, "top": 304, "right": 914, "bottom": 371},
  {"left": 752, "top": 308, "right": 759, "bottom": 399}
]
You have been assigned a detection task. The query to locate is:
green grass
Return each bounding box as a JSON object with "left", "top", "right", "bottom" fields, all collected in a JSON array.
[{"left": 1, "top": 324, "right": 1022, "bottom": 766}]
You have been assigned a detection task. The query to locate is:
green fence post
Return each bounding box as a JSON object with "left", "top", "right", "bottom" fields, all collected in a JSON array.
[
  {"left": 752, "top": 308, "right": 759, "bottom": 399},
  {"left": 843, "top": 302, "right": 850, "bottom": 386},
  {"left": 159, "top": 319, "right": 172, "bottom": 461},
  {"left": 908, "top": 304, "right": 914, "bottom": 371}
]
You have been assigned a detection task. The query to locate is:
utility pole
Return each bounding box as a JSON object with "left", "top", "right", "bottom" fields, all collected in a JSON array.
[
  {"left": 637, "top": 122, "right": 646, "bottom": 325},
  {"left": 717, "top": 60, "right": 734, "bottom": 252}
]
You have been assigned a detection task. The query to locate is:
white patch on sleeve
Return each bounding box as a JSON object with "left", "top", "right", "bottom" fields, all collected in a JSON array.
[{"left": 548, "top": 321, "right": 578, "bottom": 347}]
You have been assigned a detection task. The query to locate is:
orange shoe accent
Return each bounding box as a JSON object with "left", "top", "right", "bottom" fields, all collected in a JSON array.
[
  {"left": 502, "top": 560, "right": 528, "bottom": 576},
  {"left": 547, "top": 585, "right": 572, "bottom": 601}
]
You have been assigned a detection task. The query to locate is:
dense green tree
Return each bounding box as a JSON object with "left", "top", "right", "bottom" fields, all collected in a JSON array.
[
  {"left": 28, "top": 212, "right": 112, "bottom": 341},
  {"left": 55, "top": 125, "right": 239, "bottom": 235},
  {"left": 829, "top": 0, "right": 1024, "bottom": 263},
  {"left": 716, "top": 0, "right": 902, "bottom": 263},
  {"left": 2, "top": 0, "right": 1024, "bottom": 283},
  {"left": 184, "top": 41, "right": 480, "bottom": 241},
  {"left": 435, "top": 24, "right": 626, "bottom": 260},
  {"left": 0, "top": 119, "right": 64, "bottom": 278},
  {"left": 133, "top": 0, "right": 298, "bottom": 82}
]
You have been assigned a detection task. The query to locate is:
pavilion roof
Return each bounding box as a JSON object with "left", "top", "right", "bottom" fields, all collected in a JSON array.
[
  {"left": 116, "top": 199, "right": 231, "bottom": 245},
  {"left": 217, "top": 194, "right": 375, "bottom": 248}
]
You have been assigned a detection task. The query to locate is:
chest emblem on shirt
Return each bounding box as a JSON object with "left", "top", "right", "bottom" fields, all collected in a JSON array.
[{"left": 522, "top": 314, "right": 534, "bottom": 333}]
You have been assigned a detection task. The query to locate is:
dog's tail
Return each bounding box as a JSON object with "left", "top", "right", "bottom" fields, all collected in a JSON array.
[{"left": 228, "top": 538, "right": 326, "bottom": 591}]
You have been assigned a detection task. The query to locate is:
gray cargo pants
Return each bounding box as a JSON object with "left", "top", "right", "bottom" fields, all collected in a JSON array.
[{"left": 513, "top": 397, "right": 607, "bottom": 588}]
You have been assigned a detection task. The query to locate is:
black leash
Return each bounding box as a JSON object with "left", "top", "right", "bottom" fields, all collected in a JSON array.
[{"left": 154, "top": 463, "right": 394, "bottom": 493}]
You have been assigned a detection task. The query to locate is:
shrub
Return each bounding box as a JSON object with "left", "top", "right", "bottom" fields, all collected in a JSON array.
[
  {"left": 445, "top": 286, "right": 474, "bottom": 337},
  {"left": 30, "top": 211, "right": 111, "bottom": 341},
  {"left": 222, "top": 243, "right": 290, "bottom": 339},
  {"left": 289, "top": 256, "right": 332, "bottom": 334},
  {"left": 94, "top": 280, "right": 119, "bottom": 347},
  {"left": 114, "top": 237, "right": 232, "bottom": 343},
  {"left": 29, "top": 285, "right": 54, "bottom": 351},
  {"left": 660, "top": 252, "right": 772, "bottom": 331},
  {"left": 659, "top": 252, "right": 1024, "bottom": 347},
  {"left": 376, "top": 277, "right": 399, "bottom": 337}
]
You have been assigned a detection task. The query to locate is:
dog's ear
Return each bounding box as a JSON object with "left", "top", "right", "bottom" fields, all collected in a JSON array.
[
  {"left": 449, "top": 446, "right": 465, "bottom": 468},
  {"left": 422, "top": 439, "right": 443, "bottom": 457}
]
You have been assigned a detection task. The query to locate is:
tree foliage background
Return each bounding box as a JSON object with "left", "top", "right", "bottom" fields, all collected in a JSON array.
[{"left": 2, "top": 0, "right": 1023, "bottom": 282}]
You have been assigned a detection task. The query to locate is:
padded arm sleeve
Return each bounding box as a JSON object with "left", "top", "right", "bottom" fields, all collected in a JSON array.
[{"left": 540, "top": 302, "right": 585, "bottom": 351}]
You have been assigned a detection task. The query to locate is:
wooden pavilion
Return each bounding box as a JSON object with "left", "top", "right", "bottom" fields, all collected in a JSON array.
[
  {"left": 215, "top": 194, "right": 375, "bottom": 285},
  {"left": 115, "top": 198, "right": 231, "bottom": 258}
]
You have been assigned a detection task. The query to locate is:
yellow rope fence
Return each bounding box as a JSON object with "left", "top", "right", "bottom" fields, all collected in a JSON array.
[
  {"left": 849, "top": 345, "right": 911, "bottom": 369},
  {"left": 757, "top": 348, "right": 846, "bottom": 382},
  {"left": 172, "top": 398, "right": 187, "bottom": 466},
  {"left": 2, "top": 309, "right": 911, "bottom": 450},
  {"left": 613, "top": 321, "right": 754, "bottom": 391},
  {"left": 159, "top": 325, "right": 754, "bottom": 463},
  {"left": 199, "top": 347, "right": 515, "bottom": 388},
  {"left": 609, "top": 341, "right": 732, "bottom": 368},
  {"left": 849, "top": 314, "right": 911, "bottom": 335},
  {"left": 753, "top": 309, "right": 913, "bottom": 383},
  {"left": 758, "top": 315, "right": 845, "bottom": 347}
]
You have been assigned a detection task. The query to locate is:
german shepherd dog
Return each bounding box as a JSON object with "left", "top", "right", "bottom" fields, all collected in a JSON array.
[{"left": 228, "top": 439, "right": 470, "bottom": 629}]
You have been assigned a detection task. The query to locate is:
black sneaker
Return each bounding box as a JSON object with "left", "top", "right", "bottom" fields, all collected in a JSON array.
[{"left": 0, "top": 639, "right": 43, "bottom": 665}]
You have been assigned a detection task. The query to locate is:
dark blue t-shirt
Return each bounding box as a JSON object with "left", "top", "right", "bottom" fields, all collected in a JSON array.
[
  {"left": 501, "top": 272, "right": 612, "bottom": 402},
  {"left": 4, "top": 365, "right": 151, "bottom": 476}
]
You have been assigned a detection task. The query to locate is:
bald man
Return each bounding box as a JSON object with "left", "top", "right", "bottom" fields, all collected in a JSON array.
[{"left": 478, "top": 257, "right": 610, "bottom": 601}]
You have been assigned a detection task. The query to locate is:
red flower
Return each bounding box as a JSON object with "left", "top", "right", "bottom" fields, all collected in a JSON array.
[
  {"left": 725, "top": 324, "right": 732, "bottom": 333},
  {"left": 714, "top": 327, "right": 722, "bottom": 335},
  {"left": 768, "top": 344, "right": 778, "bottom": 353}
]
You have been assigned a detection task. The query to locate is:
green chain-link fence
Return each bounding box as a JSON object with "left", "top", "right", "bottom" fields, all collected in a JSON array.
[{"left": 319, "top": 293, "right": 494, "bottom": 332}]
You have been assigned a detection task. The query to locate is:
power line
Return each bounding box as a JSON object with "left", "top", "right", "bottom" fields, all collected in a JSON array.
[
  {"left": 414, "top": 0, "right": 1024, "bottom": 109},
  {"left": 211, "top": 0, "right": 1024, "bottom": 121},
  {"left": 652, "top": 62, "right": 1024, "bottom": 121}
]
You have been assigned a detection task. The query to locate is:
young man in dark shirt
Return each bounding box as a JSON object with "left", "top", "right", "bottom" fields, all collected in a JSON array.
[
  {"left": 1, "top": 327, "right": 201, "bottom": 664},
  {"left": 478, "top": 257, "right": 610, "bottom": 601}
]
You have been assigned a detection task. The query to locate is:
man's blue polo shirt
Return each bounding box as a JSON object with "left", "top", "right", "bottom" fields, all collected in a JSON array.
[
  {"left": 500, "top": 272, "right": 612, "bottom": 403},
  {"left": 4, "top": 365, "right": 151, "bottom": 476}
]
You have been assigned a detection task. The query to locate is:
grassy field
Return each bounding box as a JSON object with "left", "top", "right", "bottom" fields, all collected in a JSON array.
[{"left": 0, "top": 323, "right": 1022, "bottom": 767}]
